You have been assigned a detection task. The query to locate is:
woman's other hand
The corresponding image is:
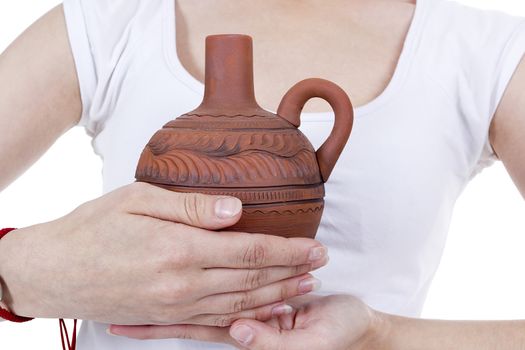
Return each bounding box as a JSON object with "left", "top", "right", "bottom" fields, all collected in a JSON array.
[
  {"left": 227, "top": 295, "right": 379, "bottom": 350},
  {"left": 108, "top": 294, "right": 381, "bottom": 350},
  {"left": 0, "top": 182, "right": 327, "bottom": 326}
]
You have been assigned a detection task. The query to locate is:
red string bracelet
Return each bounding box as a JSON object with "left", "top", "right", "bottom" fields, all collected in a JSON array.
[{"left": 0, "top": 228, "right": 77, "bottom": 350}]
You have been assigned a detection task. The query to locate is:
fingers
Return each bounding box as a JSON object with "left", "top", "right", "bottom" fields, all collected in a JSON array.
[
  {"left": 200, "top": 263, "right": 319, "bottom": 295},
  {"left": 120, "top": 182, "right": 242, "bottom": 230},
  {"left": 108, "top": 324, "right": 232, "bottom": 344},
  {"left": 230, "top": 319, "right": 311, "bottom": 350},
  {"left": 196, "top": 274, "right": 321, "bottom": 315},
  {"left": 198, "top": 230, "right": 328, "bottom": 268},
  {"left": 108, "top": 302, "right": 295, "bottom": 340},
  {"left": 182, "top": 302, "right": 293, "bottom": 327}
]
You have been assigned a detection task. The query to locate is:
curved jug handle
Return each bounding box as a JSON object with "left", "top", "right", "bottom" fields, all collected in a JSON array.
[{"left": 277, "top": 78, "right": 354, "bottom": 182}]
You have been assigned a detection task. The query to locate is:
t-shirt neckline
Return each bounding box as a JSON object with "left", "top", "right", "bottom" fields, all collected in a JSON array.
[{"left": 163, "top": 0, "right": 423, "bottom": 120}]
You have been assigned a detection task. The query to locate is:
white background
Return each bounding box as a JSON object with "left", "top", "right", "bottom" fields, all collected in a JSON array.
[{"left": 1, "top": 0, "right": 525, "bottom": 348}]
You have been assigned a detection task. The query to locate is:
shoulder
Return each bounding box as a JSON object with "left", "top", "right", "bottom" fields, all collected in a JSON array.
[
  {"left": 420, "top": 1, "right": 525, "bottom": 65},
  {"left": 61, "top": 0, "right": 168, "bottom": 133},
  {"left": 62, "top": 0, "right": 165, "bottom": 49},
  {"left": 416, "top": 1, "right": 525, "bottom": 119}
]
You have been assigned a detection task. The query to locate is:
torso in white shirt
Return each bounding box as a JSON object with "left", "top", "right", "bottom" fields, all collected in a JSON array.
[{"left": 61, "top": 0, "right": 525, "bottom": 348}]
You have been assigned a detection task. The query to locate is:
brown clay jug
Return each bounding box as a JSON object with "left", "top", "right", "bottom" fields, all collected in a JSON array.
[{"left": 135, "top": 34, "right": 354, "bottom": 238}]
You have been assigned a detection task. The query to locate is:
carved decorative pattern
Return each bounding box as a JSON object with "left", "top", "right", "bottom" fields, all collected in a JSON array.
[
  {"left": 181, "top": 113, "right": 267, "bottom": 118},
  {"left": 136, "top": 130, "right": 321, "bottom": 187},
  {"left": 165, "top": 114, "right": 294, "bottom": 130},
  {"left": 167, "top": 120, "right": 293, "bottom": 130},
  {"left": 155, "top": 184, "right": 325, "bottom": 205},
  {"left": 243, "top": 205, "right": 324, "bottom": 216}
]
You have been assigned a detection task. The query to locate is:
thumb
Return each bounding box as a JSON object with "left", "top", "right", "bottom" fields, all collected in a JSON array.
[
  {"left": 177, "top": 192, "right": 243, "bottom": 230},
  {"left": 229, "top": 320, "right": 305, "bottom": 350},
  {"left": 122, "top": 183, "right": 243, "bottom": 230}
]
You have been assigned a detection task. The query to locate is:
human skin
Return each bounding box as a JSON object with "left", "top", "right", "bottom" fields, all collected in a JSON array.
[
  {"left": 111, "top": 0, "right": 525, "bottom": 348},
  {"left": 2, "top": 0, "right": 525, "bottom": 348},
  {"left": 110, "top": 294, "right": 525, "bottom": 350},
  {"left": 0, "top": 6, "right": 328, "bottom": 326},
  {"left": 0, "top": 182, "right": 328, "bottom": 325}
]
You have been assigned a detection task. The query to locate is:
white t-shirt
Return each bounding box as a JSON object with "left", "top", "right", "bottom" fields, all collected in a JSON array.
[{"left": 62, "top": 0, "right": 525, "bottom": 348}]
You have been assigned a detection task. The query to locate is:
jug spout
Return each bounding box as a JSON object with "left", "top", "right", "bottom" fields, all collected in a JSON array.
[{"left": 193, "top": 34, "right": 262, "bottom": 114}]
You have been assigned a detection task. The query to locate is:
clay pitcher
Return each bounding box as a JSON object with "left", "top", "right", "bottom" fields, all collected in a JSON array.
[{"left": 135, "top": 34, "right": 353, "bottom": 238}]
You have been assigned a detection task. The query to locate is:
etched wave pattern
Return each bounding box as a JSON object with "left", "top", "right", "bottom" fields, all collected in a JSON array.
[
  {"left": 245, "top": 206, "right": 324, "bottom": 216},
  {"left": 181, "top": 113, "right": 268, "bottom": 118},
  {"left": 147, "top": 132, "right": 312, "bottom": 159},
  {"left": 138, "top": 147, "right": 320, "bottom": 186},
  {"left": 137, "top": 130, "right": 321, "bottom": 185}
]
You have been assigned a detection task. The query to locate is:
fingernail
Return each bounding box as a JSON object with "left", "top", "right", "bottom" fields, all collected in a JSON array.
[
  {"left": 271, "top": 304, "right": 294, "bottom": 316},
  {"left": 311, "top": 254, "right": 330, "bottom": 269},
  {"left": 298, "top": 277, "right": 322, "bottom": 294},
  {"left": 106, "top": 327, "right": 116, "bottom": 336},
  {"left": 230, "top": 324, "right": 255, "bottom": 345},
  {"left": 308, "top": 246, "right": 327, "bottom": 261},
  {"left": 215, "top": 197, "right": 242, "bottom": 219}
]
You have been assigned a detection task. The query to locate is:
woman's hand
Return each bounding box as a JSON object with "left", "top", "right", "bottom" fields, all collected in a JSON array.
[
  {"left": 109, "top": 292, "right": 525, "bottom": 350},
  {"left": 109, "top": 294, "right": 381, "bottom": 350},
  {"left": 0, "top": 182, "right": 327, "bottom": 326},
  {"left": 227, "top": 295, "right": 378, "bottom": 350}
]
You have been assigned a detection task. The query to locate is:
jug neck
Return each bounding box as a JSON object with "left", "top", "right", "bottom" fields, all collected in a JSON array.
[{"left": 195, "top": 34, "right": 262, "bottom": 113}]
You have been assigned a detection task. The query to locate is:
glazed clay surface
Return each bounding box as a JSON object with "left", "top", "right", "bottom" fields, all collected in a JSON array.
[{"left": 136, "top": 34, "right": 353, "bottom": 238}]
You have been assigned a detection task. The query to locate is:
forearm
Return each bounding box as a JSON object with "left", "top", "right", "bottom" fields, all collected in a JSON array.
[{"left": 371, "top": 313, "right": 525, "bottom": 350}]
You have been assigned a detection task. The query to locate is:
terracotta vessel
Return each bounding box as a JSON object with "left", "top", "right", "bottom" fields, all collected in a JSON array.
[{"left": 136, "top": 34, "right": 353, "bottom": 238}]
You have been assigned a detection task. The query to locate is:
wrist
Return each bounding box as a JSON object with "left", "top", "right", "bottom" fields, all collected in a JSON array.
[
  {"left": 0, "top": 228, "right": 34, "bottom": 322},
  {"left": 0, "top": 229, "right": 18, "bottom": 310},
  {"left": 0, "top": 227, "right": 38, "bottom": 317},
  {"left": 356, "top": 309, "right": 393, "bottom": 350}
]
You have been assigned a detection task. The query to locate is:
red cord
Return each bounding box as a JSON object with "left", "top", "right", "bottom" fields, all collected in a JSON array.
[
  {"left": 60, "top": 319, "right": 77, "bottom": 350},
  {"left": 0, "top": 307, "right": 33, "bottom": 323},
  {"left": 1, "top": 228, "right": 78, "bottom": 349}
]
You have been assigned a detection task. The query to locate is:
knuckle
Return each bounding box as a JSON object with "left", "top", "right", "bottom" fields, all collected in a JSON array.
[
  {"left": 172, "top": 280, "right": 192, "bottom": 301},
  {"left": 182, "top": 193, "right": 205, "bottom": 225},
  {"left": 286, "top": 245, "right": 300, "bottom": 266},
  {"left": 242, "top": 240, "right": 268, "bottom": 268},
  {"left": 157, "top": 228, "right": 195, "bottom": 269},
  {"left": 230, "top": 291, "right": 255, "bottom": 313},
  {"left": 154, "top": 280, "right": 190, "bottom": 306},
  {"left": 148, "top": 308, "right": 172, "bottom": 325},
  {"left": 174, "top": 329, "right": 193, "bottom": 340},
  {"left": 243, "top": 268, "right": 269, "bottom": 290},
  {"left": 212, "top": 315, "right": 234, "bottom": 328},
  {"left": 118, "top": 182, "right": 149, "bottom": 207},
  {"left": 163, "top": 242, "right": 192, "bottom": 269},
  {"left": 125, "top": 182, "right": 148, "bottom": 198},
  {"left": 71, "top": 200, "right": 97, "bottom": 219},
  {"left": 280, "top": 281, "right": 294, "bottom": 300},
  {"left": 129, "top": 181, "right": 150, "bottom": 191},
  {"left": 155, "top": 285, "right": 177, "bottom": 306},
  {"left": 254, "top": 306, "right": 272, "bottom": 321},
  {"left": 295, "top": 264, "right": 309, "bottom": 276}
]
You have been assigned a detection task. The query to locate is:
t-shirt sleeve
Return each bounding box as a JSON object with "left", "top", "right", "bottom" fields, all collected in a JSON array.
[
  {"left": 420, "top": 1, "right": 525, "bottom": 180},
  {"left": 469, "top": 19, "right": 525, "bottom": 177},
  {"left": 62, "top": 0, "right": 96, "bottom": 135},
  {"left": 424, "top": 1, "right": 525, "bottom": 177},
  {"left": 62, "top": 0, "right": 142, "bottom": 136}
]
